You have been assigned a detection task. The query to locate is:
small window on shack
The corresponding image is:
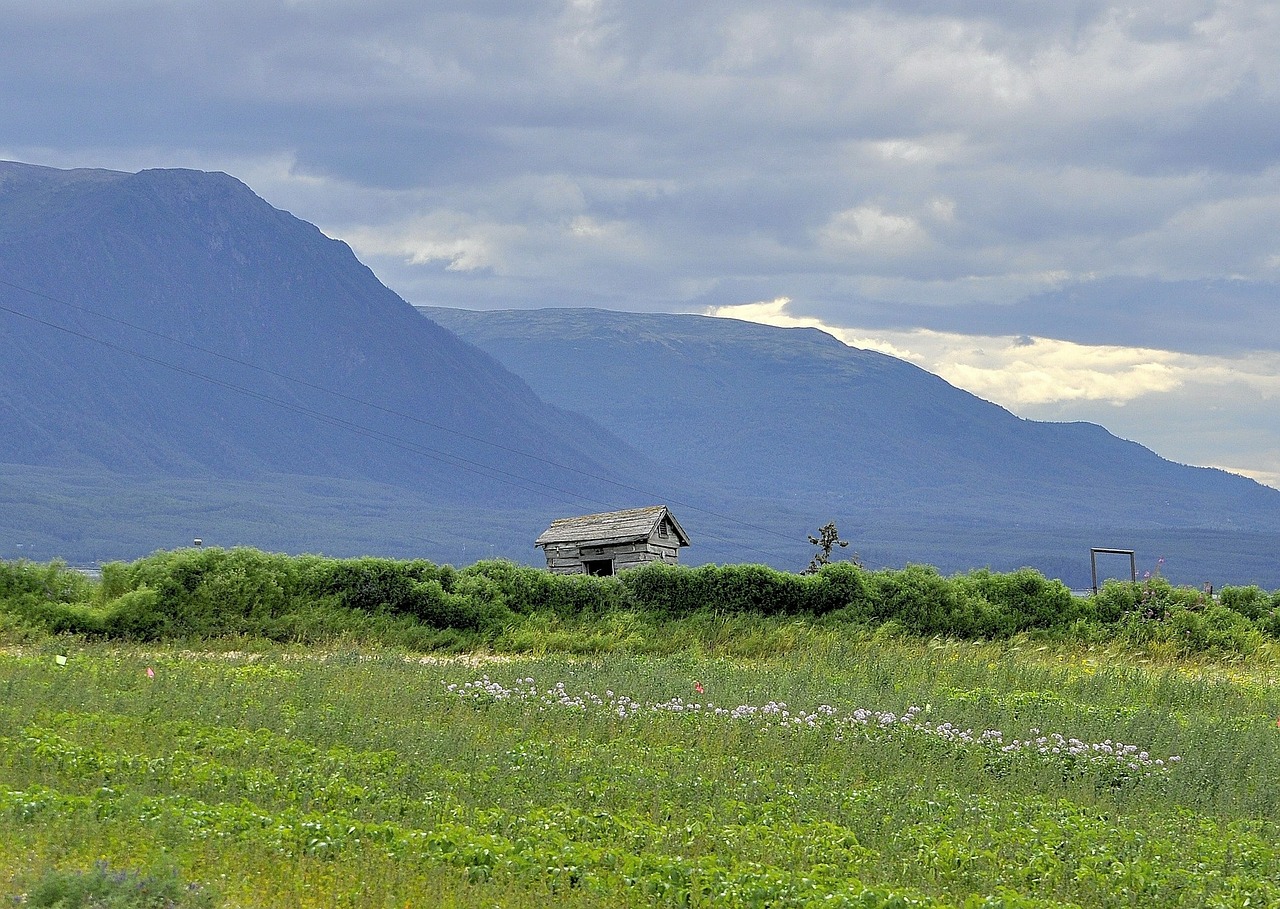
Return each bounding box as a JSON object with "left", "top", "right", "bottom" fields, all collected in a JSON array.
[
  {"left": 583, "top": 558, "right": 614, "bottom": 577},
  {"left": 659, "top": 520, "right": 669, "bottom": 539}
]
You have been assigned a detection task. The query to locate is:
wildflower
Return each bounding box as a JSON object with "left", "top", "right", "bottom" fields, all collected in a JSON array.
[
  {"left": 441, "top": 675, "right": 1179, "bottom": 781},
  {"left": 146, "top": 667, "right": 155, "bottom": 679}
]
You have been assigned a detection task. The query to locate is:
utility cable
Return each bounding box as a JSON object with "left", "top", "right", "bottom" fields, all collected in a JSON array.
[
  {"left": 0, "top": 299, "right": 607, "bottom": 508},
  {"left": 0, "top": 275, "right": 805, "bottom": 546},
  {"left": 0, "top": 288, "right": 794, "bottom": 560}
]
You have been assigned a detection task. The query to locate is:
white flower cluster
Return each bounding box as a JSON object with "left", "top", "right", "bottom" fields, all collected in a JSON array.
[{"left": 443, "top": 676, "right": 1180, "bottom": 779}]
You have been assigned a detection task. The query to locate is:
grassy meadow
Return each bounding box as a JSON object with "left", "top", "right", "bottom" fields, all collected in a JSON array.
[{"left": 4, "top": 629, "right": 1280, "bottom": 908}]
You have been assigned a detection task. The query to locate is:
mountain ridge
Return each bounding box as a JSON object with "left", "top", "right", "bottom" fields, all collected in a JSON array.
[
  {"left": 0, "top": 161, "right": 642, "bottom": 483},
  {"left": 0, "top": 162, "right": 653, "bottom": 561},
  {"left": 3, "top": 160, "right": 1279, "bottom": 585},
  {"left": 421, "top": 304, "right": 1280, "bottom": 584}
]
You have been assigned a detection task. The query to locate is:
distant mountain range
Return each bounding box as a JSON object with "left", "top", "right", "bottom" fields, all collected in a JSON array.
[
  {"left": 0, "top": 161, "right": 646, "bottom": 562},
  {"left": 3, "top": 160, "right": 1279, "bottom": 587},
  {"left": 420, "top": 305, "right": 1280, "bottom": 586}
]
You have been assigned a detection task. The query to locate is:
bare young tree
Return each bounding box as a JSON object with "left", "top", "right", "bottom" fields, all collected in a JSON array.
[{"left": 805, "top": 521, "right": 853, "bottom": 574}]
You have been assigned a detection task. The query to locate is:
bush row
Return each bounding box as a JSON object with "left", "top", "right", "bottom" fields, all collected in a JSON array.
[{"left": 2, "top": 549, "right": 1278, "bottom": 653}]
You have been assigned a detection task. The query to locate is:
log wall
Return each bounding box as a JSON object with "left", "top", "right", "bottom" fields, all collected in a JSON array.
[{"left": 541, "top": 536, "right": 682, "bottom": 574}]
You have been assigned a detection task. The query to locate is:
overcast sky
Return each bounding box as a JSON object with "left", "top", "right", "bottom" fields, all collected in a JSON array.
[{"left": 3, "top": 0, "right": 1279, "bottom": 487}]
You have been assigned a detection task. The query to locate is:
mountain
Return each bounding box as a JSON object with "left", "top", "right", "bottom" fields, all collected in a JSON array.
[
  {"left": 0, "top": 162, "right": 648, "bottom": 562},
  {"left": 420, "top": 305, "right": 1280, "bottom": 587},
  {"left": 4, "top": 160, "right": 1279, "bottom": 587}
]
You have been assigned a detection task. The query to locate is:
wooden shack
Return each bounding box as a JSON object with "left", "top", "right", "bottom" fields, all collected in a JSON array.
[{"left": 535, "top": 505, "right": 690, "bottom": 576}]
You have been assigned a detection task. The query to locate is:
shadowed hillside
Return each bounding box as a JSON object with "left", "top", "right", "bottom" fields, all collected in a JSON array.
[
  {"left": 422, "top": 305, "right": 1280, "bottom": 586},
  {"left": 4, "top": 160, "right": 1279, "bottom": 585},
  {"left": 0, "top": 163, "right": 649, "bottom": 562}
]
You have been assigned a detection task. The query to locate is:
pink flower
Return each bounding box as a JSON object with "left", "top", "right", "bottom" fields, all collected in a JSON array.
[
  {"left": 694, "top": 682, "right": 704, "bottom": 695},
  {"left": 146, "top": 667, "right": 155, "bottom": 679}
]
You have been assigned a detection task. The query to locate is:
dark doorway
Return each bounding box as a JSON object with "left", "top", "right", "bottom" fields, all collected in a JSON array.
[{"left": 583, "top": 558, "right": 614, "bottom": 577}]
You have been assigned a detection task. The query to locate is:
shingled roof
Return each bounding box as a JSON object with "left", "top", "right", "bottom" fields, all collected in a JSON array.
[{"left": 535, "top": 505, "right": 690, "bottom": 549}]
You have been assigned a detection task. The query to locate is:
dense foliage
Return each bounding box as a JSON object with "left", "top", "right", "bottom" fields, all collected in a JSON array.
[
  {"left": 2, "top": 548, "right": 1280, "bottom": 655},
  {"left": 4, "top": 640, "right": 1280, "bottom": 907},
  {"left": 17, "top": 861, "right": 215, "bottom": 909}
]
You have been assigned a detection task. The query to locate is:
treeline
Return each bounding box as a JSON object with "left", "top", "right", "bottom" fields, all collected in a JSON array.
[{"left": 2, "top": 548, "right": 1279, "bottom": 654}]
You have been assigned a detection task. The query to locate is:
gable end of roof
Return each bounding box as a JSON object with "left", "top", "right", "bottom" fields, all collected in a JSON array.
[{"left": 535, "top": 505, "right": 690, "bottom": 548}]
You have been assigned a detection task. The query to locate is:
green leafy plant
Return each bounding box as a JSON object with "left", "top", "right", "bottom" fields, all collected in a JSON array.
[
  {"left": 20, "top": 861, "right": 216, "bottom": 909},
  {"left": 6, "top": 550, "right": 1280, "bottom": 655}
]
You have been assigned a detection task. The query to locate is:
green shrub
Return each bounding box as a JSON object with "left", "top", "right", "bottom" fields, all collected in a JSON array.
[
  {"left": 0, "top": 559, "right": 92, "bottom": 604},
  {"left": 98, "top": 560, "right": 133, "bottom": 603},
  {"left": 6, "top": 548, "right": 1280, "bottom": 653},
  {"left": 1091, "top": 577, "right": 1206, "bottom": 625},
  {"left": 620, "top": 561, "right": 701, "bottom": 616},
  {"left": 621, "top": 562, "right": 826, "bottom": 617},
  {"left": 102, "top": 586, "right": 166, "bottom": 640},
  {"left": 814, "top": 561, "right": 874, "bottom": 616},
  {"left": 1196, "top": 604, "right": 1262, "bottom": 655},
  {"left": 1219, "top": 585, "right": 1271, "bottom": 620},
  {"left": 955, "top": 567, "right": 1079, "bottom": 634},
  {"left": 441, "top": 572, "right": 514, "bottom": 631},
  {"left": 1092, "top": 580, "right": 1140, "bottom": 623},
  {"left": 1260, "top": 593, "right": 1280, "bottom": 637},
  {"left": 21, "top": 861, "right": 216, "bottom": 909},
  {"left": 300, "top": 555, "right": 431, "bottom": 615},
  {"left": 695, "top": 563, "right": 806, "bottom": 616},
  {"left": 4, "top": 594, "right": 104, "bottom": 637},
  {"left": 460, "top": 559, "right": 626, "bottom": 617},
  {"left": 115, "top": 548, "right": 303, "bottom": 637},
  {"left": 866, "top": 565, "right": 995, "bottom": 637}
]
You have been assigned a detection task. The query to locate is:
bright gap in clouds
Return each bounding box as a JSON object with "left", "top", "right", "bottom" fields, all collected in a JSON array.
[{"left": 705, "top": 298, "right": 1280, "bottom": 491}]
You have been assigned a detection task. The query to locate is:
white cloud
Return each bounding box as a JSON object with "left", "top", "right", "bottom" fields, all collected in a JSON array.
[
  {"left": 706, "top": 296, "right": 1280, "bottom": 489},
  {"left": 344, "top": 215, "right": 520, "bottom": 273},
  {"left": 1206, "top": 461, "right": 1280, "bottom": 490},
  {"left": 818, "top": 206, "right": 927, "bottom": 256},
  {"left": 707, "top": 298, "right": 1199, "bottom": 405}
]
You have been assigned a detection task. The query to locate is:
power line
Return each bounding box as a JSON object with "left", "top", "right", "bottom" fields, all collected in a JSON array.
[
  {"left": 0, "top": 298, "right": 606, "bottom": 508},
  {"left": 0, "top": 275, "right": 796, "bottom": 546},
  {"left": 0, "top": 277, "right": 620, "bottom": 488},
  {"left": 0, "top": 280, "right": 802, "bottom": 559}
]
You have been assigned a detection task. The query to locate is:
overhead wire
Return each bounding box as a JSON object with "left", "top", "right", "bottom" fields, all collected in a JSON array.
[
  {"left": 0, "top": 277, "right": 802, "bottom": 559},
  {"left": 0, "top": 297, "right": 608, "bottom": 508}
]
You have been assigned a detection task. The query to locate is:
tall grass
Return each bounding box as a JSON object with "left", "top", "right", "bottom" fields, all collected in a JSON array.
[{"left": 4, "top": 635, "right": 1280, "bottom": 907}]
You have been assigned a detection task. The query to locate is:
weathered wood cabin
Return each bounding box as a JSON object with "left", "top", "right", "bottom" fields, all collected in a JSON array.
[{"left": 535, "top": 505, "right": 690, "bottom": 576}]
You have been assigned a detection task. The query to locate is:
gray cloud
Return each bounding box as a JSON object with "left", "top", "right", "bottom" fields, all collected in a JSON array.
[
  {"left": 794, "top": 277, "right": 1280, "bottom": 356},
  {"left": 3, "top": 0, "right": 1279, "bottom": 474}
]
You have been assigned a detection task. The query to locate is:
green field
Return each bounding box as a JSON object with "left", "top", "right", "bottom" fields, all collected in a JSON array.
[{"left": 4, "top": 632, "right": 1280, "bottom": 908}]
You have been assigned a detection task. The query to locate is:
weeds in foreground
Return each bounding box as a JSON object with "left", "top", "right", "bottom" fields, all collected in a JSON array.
[
  {"left": 16, "top": 861, "right": 215, "bottom": 909},
  {"left": 3, "top": 635, "right": 1280, "bottom": 908}
]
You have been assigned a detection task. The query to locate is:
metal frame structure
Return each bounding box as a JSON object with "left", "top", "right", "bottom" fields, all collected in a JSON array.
[{"left": 1090, "top": 547, "right": 1137, "bottom": 595}]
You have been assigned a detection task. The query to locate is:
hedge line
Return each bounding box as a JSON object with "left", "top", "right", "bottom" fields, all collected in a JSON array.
[{"left": 2, "top": 548, "right": 1279, "bottom": 653}]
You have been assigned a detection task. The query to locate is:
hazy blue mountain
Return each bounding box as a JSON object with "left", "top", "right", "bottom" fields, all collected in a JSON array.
[
  {"left": 421, "top": 305, "right": 1280, "bottom": 586},
  {"left": 4, "top": 159, "right": 1279, "bottom": 587},
  {"left": 0, "top": 162, "right": 649, "bottom": 562}
]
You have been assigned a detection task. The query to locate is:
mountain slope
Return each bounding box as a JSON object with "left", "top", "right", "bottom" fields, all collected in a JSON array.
[
  {"left": 4, "top": 160, "right": 1277, "bottom": 584},
  {"left": 0, "top": 163, "right": 649, "bottom": 559},
  {"left": 421, "top": 305, "right": 1280, "bottom": 584}
]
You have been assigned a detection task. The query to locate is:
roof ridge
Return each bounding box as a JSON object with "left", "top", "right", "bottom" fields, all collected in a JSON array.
[{"left": 535, "top": 505, "right": 689, "bottom": 547}]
